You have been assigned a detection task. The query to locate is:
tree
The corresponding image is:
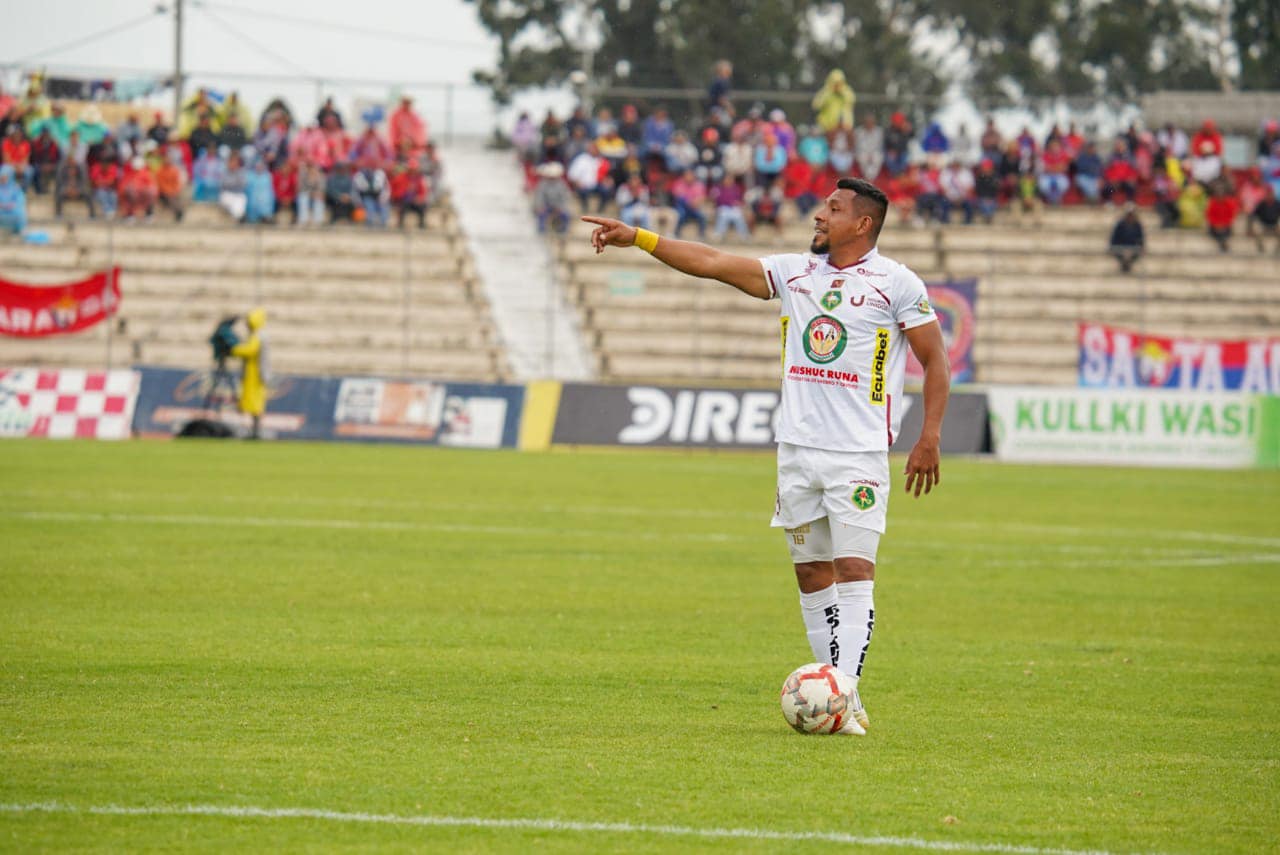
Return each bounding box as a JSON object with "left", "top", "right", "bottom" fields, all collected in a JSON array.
[
  {"left": 1233, "top": 0, "right": 1280, "bottom": 90},
  {"left": 464, "top": 0, "right": 946, "bottom": 110}
]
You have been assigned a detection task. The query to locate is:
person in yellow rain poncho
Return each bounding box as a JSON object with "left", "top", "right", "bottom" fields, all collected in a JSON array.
[
  {"left": 811, "top": 69, "right": 855, "bottom": 134},
  {"left": 230, "top": 307, "right": 270, "bottom": 438}
]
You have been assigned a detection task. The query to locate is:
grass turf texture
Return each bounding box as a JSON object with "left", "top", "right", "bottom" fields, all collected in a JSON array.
[{"left": 1, "top": 440, "right": 1277, "bottom": 854}]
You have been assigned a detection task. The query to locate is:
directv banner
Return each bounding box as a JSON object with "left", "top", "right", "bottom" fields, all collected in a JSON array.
[
  {"left": 1078, "top": 323, "right": 1280, "bottom": 393},
  {"left": 988, "top": 385, "right": 1277, "bottom": 468},
  {"left": 133, "top": 366, "right": 524, "bottom": 448},
  {"left": 550, "top": 382, "right": 988, "bottom": 452}
]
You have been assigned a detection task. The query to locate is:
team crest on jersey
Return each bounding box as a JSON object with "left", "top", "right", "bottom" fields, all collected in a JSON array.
[
  {"left": 820, "top": 290, "right": 842, "bottom": 311},
  {"left": 852, "top": 485, "right": 876, "bottom": 510},
  {"left": 803, "top": 315, "right": 847, "bottom": 364}
]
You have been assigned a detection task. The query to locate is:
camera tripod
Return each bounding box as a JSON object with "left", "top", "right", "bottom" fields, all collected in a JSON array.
[{"left": 203, "top": 357, "right": 240, "bottom": 412}]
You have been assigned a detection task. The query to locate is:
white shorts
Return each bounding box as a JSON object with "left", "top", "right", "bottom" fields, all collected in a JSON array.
[{"left": 771, "top": 442, "right": 890, "bottom": 534}]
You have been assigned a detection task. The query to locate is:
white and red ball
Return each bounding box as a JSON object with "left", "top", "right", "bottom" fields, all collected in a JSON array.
[{"left": 780, "top": 663, "right": 856, "bottom": 734}]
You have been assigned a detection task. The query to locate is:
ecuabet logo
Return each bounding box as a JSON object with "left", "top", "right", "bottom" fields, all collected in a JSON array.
[{"left": 803, "top": 315, "right": 847, "bottom": 364}]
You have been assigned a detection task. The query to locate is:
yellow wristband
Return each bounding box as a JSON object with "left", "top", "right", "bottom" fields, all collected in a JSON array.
[{"left": 633, "top": 228, "right": 659, "bottom": 253}]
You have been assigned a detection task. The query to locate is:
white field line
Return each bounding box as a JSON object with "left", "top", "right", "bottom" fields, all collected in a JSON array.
[
  {"left": 0, "top": 510, "right": 736, "bottom": 543},
  {"left": 3, "top": 509, "right": 1278, "bottom": 568},
  {"left": 0, "top": 801, "right": 1148, "bottom": 855},
  {"left": 2, "top": 487, "right": 1277, "bottom": 549}
]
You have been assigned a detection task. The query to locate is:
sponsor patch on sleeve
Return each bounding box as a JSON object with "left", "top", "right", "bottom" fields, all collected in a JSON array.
[{"left": 917, "top": 297, "right": 931, "bottom": 314}]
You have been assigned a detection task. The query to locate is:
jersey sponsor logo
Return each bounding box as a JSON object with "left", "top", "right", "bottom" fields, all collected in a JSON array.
[
  {"left": 831, "top": 278, "right": 844, "bottom": 289},
  {"left": 870, "top": 327, "right": 889, "bottom": 405},
  {"left": 820, "top": 290, "right": 842, "bottom": 311},
  {"left": 788, "top": 285, "right": 811, "bottom": 295},
  {"left": 858, "top": 267, "right": 887, "bottom": 277},
  {"left": 917, "top": 297, "right": 932, "bottom": 314},
  {"left": 802, "top": 315, "right": 847, "bottom": 364},
  {"left": 852, "top": 485, "right": 876, "bottom": 510},
  {"left": 780, "top": 316, "right": 789, "bottom": 368}
]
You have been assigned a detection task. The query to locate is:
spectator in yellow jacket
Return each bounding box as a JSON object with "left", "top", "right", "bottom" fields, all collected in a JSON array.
[
  {"left": 811, "top": 69, "right": 855, "bottom": 134},
  {"left": 230, "top": 307, "right": 269, "bottom": 438}
]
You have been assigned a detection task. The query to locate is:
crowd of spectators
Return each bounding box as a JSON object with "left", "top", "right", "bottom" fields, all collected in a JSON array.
[
  {"left": 0, "top": 80, "right": 441, "bottom": 233},
  {"left": 512, "top": 70, "right": 1280, "bottom": 260}
]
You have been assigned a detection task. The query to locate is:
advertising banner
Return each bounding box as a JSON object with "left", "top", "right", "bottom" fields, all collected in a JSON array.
[
  {"left": 550, "top": 382, "right": 989, "bottom": 453},
  {"left": 132, "top": 367, "right": 525, "bottom": 448},
  {"left": 907, "top": 278, "right": 977, "bottom": 383},
  {"left": 988, "top": 385, "right": 1274, "bottom": 468},
  {"left": 0, "top": 268, "right": 122, "bottom": 338},
  {"left": 332, "top": 378, "right": 523, "bottom": 448},
  {"left": 0, "top": 368, "right": 139, "bottom": 439},
  {"left": 132, "top": 366, "right": 340, "bottom": 440},
  {"left": 1078, "top": 323, "right": 1280, "bottom": 393},
  {"left": 553, "top": 383, "right": 781, "bottom": 449}
]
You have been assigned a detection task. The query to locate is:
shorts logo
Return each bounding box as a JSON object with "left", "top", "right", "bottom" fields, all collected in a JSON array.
[
  {"left": 802, "top": 315, "right": 847, "bottom": 364},
  {"left": 820, "top": 290, "right": 842, "bottom": 311},
  {"left": 852, "top": 485, "right": 876, "bottom": 510},
  {"left": 870, "top": 327, "right": 889, "bottom": 405},
  {"left": 787, "top": 523, "right": 810, "bottom": 545},
  {"left": 917, "top": 297, "right": 931, "bottom": 314}
]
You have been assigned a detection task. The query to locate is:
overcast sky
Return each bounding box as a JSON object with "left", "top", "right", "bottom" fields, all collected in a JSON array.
[{"left": 0, "top": 0, "right": 557, "bottom": 137}]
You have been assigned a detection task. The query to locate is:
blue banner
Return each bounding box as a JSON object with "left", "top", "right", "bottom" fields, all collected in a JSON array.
[
  {"left": 907, "top": 278, "right": 977, "bottom": 384},
  {"left": 132, "top": 366, "right": 525, "bottom": 448}
]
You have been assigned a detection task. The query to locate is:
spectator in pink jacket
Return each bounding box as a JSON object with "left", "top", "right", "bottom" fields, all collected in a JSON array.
[
  {"left": 389, "top": 95, "right": 428, "bottom": 157},
  {"left": 290, "top": 125, "right": 332, "bottom": 169}
]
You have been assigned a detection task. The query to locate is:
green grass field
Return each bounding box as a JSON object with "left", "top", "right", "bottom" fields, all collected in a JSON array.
[{"left": 1, "top": 440, "right": 1277, "bottom": 853}]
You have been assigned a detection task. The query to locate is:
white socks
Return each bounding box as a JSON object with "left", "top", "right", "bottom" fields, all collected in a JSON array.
[
  {"left": 799, "top": 585, "right": 839, "bottom": 665},
  {"left": 834, "top": 580, "right": 875, "bottom": 680},
  {"left": 799, "top": 580, "right": 876, "bottom": 679}
]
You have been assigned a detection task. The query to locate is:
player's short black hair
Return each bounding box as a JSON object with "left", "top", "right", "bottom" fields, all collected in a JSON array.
[{"left": 835, "top": 177, "right": 888, "bottom": 241}]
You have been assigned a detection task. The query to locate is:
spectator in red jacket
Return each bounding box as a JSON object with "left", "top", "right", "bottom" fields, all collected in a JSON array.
[
  {"left": 1205, "top": 181, "right": 1239, "bottom": 252},
  {"left": 119, "top": 156, "right": 157, "bottom": 221},
  {"left": 781, "top": 153, "right": 818, "bottom": 217},
  {"left": 2, "top": 124, "right": 33, "bottom": 189},
  {"left": 1189, "top": 119, "right": 1223, "bottom": 158},
  {"left": 89, "top": 157, "right": 120, "bottom": 218},
  {"left": 273, "top": 158, "right": 299, "bottom": 224},
  {"left": 391, "top": 158, "right": 429, "bottom": 229},
  {"left": 1102, "top": 141, "right": 1138, "bottom": 203}
]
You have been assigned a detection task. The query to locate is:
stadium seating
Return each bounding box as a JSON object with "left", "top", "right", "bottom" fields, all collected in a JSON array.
[
  {"left": 0, "top": 195, "right": 508, "bottom": 382},
  {"left": 555, "top": 205, "right": 1280, "bottom": 386}
]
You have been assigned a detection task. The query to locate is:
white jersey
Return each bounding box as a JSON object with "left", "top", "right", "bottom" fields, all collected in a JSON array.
[{"left": 761, "top": 247, "right": 938, "bottom": 452}]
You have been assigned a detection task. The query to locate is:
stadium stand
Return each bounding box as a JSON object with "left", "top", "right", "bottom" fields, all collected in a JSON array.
[
  {"left": 554, "top": 206, "right": 1280, "bottom": 387},
  {"left": 0, "top": 193, "right": 506, "bottom": 381}
]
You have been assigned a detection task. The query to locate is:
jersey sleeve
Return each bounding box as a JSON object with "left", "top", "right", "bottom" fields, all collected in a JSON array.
[
  {"left": 758, "top": 255, "right": 787, "bottom": 302},
  {"left": 894, "top": 269, "right": 938, "bottom": 330}
]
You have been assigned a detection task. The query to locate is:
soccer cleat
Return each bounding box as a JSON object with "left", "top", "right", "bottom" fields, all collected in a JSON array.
[
  {"left": 836, "top": 716, "right": 866, "bottom": 736},
  {"left": 848, "top": 686, "right": 870, "bottom": 730}
]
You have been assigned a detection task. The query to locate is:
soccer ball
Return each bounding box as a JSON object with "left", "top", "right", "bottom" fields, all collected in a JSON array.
[{"left": 780, "top": 663, "right": 856, "bottom": 734}]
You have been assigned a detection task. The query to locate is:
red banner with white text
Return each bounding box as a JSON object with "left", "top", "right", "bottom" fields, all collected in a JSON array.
[{"left": 0, "top": 268, "right": 122, "bottom": 338}]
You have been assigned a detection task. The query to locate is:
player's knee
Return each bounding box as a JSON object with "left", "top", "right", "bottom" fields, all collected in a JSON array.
[
  {"left": 833, "top": 556, "right": 875, "bottom": 582},
  {"left": 793, "top": 560, "right": 833, "bottom": 591}
]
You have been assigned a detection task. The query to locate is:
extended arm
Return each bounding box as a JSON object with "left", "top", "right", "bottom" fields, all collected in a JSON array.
[
  {"left": 903, "top": 321, "right": 950, "bottom": 497},
  {"left": 582, "top": 215, "right": 771, "bottom": 300}
]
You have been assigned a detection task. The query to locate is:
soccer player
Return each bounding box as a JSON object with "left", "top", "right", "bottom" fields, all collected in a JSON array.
[{"left": 583, "top": 178, "right": 949, "bottom": 735}]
